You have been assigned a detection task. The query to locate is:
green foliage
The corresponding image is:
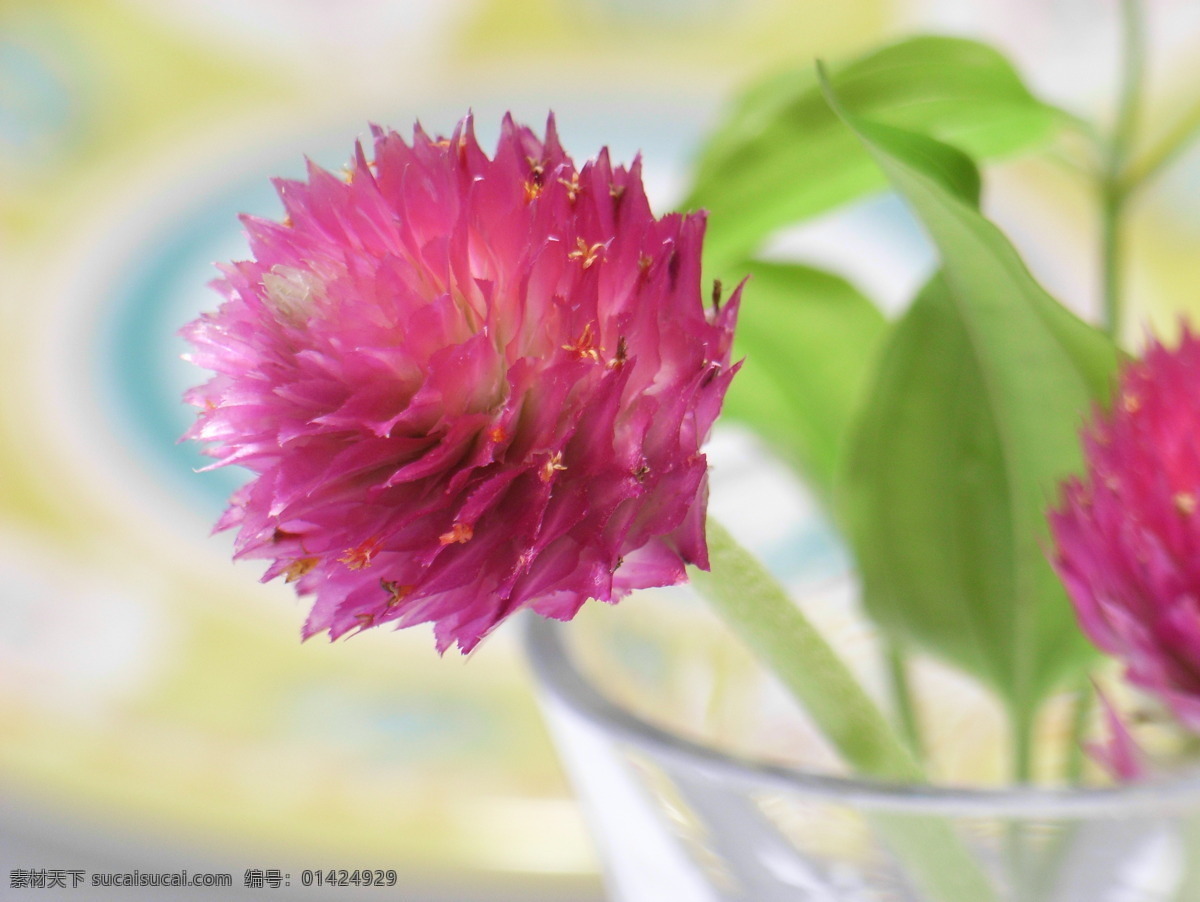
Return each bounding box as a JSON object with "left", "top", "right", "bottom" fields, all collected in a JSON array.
[
  {"left": 720, "top": 261, "right": 885, "bottom": 501},
  {"left": 687, "top": 35, "right": 1065, "bottom": 505},
  {"left": 687, "top": 35, "right": 1065, "bottom": 275},
  {"left": 820, "top": 70, "right": 1120, "bottom": 718}
]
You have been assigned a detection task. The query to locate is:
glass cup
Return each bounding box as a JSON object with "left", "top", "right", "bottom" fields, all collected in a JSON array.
[{"left": 525, "top": 598, "right": 1200, "bottom": 902}]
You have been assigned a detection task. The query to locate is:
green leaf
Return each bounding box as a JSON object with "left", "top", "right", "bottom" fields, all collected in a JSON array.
[
  {"left": 686, "top": 35, "right": 1064, "bottom": 274},
  {"left": 721, "top": 261, "right": 886, "bottom": 502},
  {"left": 821, "top": 70, "right": 1120, "bottom": 721}
]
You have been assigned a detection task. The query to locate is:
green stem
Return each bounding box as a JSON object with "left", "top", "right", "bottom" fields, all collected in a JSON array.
[
  {"left": 1112, "top": 0, "right": 1146, "bottom": 178},
  {"left": 1012, "top": 704, "right": 1035, "bottom": 784},
  {"left": 1099, "top": 183, "right": 1125, "bottom": 339},
  {"left": 693, "top": 518, "right": 998, "bottom": 902},
  {"left": 1003, "top": 823, "right": 1031, "bottom": 901},
  {"left": 1177, "top": 817, "right": 1200, "bottom": 901},
  {"left": 1005, "top": 706, "right": 1041, "bottom": 902},
  {"left": 1099, "top": 0, "right": 1147, "bottom": 339},
  {"left": 886, "top": 641, "right": 926, "bottom": 766},
  {"left": 1121, "top": 93, "right": 1200, "bottom": 192},
  {"left": 690, "top": 518, "right": 922, "bottom": 782}
]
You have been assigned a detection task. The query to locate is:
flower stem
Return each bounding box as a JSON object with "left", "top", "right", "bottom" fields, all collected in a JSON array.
[
  {"left": 693, "top": 518, "right": 999, "bottom": 902},
  {"left": 886, "top": 640, "right": 926, "bottom": 765},
  {"left": 1121, "top": 94, "right": 1200, "bottom": 192},
  {"left": 1012, "top": 704, "right": 1035, "bottom": 785},
  {"left": 1178, "top": 818, "right": 1200, "bottom": 900},
  {"left": 1099, "top": 0, "right": 1146, "bottom": 339},
  {"left": 1099, "top": 185, "right": 1126, "bottom": 340},
  {"left": 690, "top": 518, "right": 922, "bottom": 781}
]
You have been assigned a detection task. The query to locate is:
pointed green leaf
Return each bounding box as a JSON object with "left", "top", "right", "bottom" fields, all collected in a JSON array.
[
  {"left": 687, "top": 35, "right": 1064, "bottom": 274},
  {"left": 838, "top": 275, "right": 1020, "bottom": 694},
  {"left": 822, "top": 71, "right": 1120, "bottom": 716},
  {"left": 722, "top": 261, "right": 886, "bottom": 501}
]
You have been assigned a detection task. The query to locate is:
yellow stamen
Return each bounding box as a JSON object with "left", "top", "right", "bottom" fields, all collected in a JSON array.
[
  {"left": 541, "top": 452, "right": 568, "bottom": 483},
  {"left": 439, "top": 522, "right": 474, "bottom": 545},
  {"left": 568, "top": 237, "right": 603, "bottom": 269},
  {"left": 381, "top": 580, "right": 414, "bottom": 608},
  {"left": 559, "top": 173, "right": 581, "bottom": 203},
  {"left": 563, "top": 322, "right": 602, "bottom": 361},
  {"left": 339, "top": 537, "right": 381, "bottom": 570},
  {"left": 284, "top": 557, "right": 319, "bottom": 583}
]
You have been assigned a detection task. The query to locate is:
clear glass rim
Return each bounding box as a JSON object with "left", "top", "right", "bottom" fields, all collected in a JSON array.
[{"left": 524, "top": 613, "right": 1200, "bottom": 819}]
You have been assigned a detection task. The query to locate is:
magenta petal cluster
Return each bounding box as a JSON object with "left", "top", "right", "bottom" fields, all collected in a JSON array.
[
  {"left": 1084, "top": 685, "right": 1145, "bottom": 782},
  {"left": 182, "top": 114, "right": 740, "bottom": 653},
  {"left": 1049, "top": 329, "right": 1200, "bottom": 729}
]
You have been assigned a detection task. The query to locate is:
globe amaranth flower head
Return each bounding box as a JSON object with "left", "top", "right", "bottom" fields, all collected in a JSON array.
[
  {"left": 182, "top": 113, "right": 741, "bottom": 653},
  {"left": 1049, "top": 328, "right": 1200, "bottom": 729}
]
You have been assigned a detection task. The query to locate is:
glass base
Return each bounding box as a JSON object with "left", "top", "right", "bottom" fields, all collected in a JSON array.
[{"left": 525, "top": 606, "right": 1200, "bottom": 902}]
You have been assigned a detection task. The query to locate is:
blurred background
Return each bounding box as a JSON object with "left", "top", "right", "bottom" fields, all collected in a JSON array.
[{"left": 3, "top": 0, "right": 1200, "bottom": 899}]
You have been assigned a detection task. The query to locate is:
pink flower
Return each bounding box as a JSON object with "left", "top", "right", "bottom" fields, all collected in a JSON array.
[
  {"left": 1083, "top": 684, "right": 1145, "bottom": 783},
  {"left": 182, "top": 114, "right": 740, "bottom": 653},
  {"left": 1049, "top": 329, "right": 1200, "bottom": 729}
]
